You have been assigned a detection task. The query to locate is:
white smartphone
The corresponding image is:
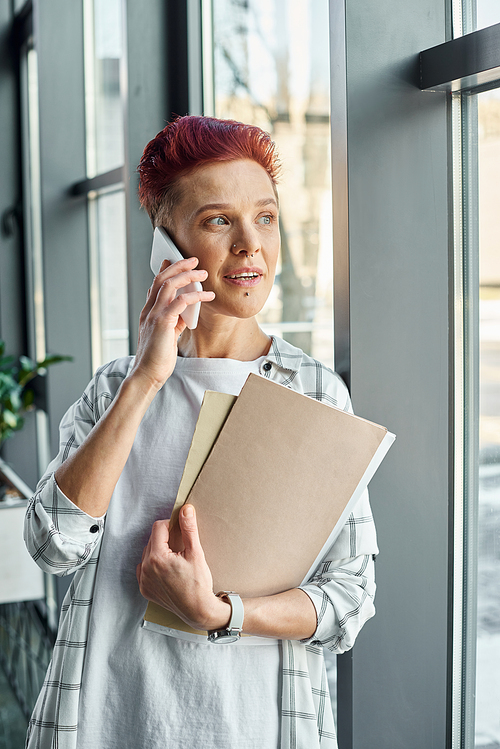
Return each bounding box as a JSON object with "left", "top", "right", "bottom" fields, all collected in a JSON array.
[{"left": 150, "top": 226, "right": 202, "bottom": 330}]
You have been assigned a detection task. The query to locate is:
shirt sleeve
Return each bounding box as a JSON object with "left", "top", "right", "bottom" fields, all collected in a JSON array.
[
  {"left": 299, "top": 553, "right": 376, "bottom": 652},
  {"left": 23, "top": 359, "right": 128, "bottom": 576},
  {"left": 298, "top": 487, "right": 379, "bottom": 652}
]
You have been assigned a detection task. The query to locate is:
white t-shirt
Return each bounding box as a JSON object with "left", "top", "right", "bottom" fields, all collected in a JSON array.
[{"left": 76, "top": 355, "right": 280, "bottom": 749}]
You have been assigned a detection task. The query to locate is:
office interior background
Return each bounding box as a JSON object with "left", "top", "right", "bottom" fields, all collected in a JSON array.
[{"left": 0, "top": 0, "right": 500, "bottom": 747}]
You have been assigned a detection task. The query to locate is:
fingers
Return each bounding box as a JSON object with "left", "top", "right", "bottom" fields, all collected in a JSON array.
[
  {"left": 159, "top": 267, "right": 208, "bottom": 295},
  {"left": 142, "top": 260, "right": 208, "bottom": 319},
  {"left": 143, "top": 256, "right": 197, "bottom": 309},
  {"left": 158, "top": 255, "right": 197, "bottom": 276},
  {"left": 136, "top": 518, "right": 170, "bottom": 585},
  {"left": 160, "top": 289, "right": 215, "bottom": 323},
  {"left": 150, "top": 518, "right": 171, "bottom": 547},
  {"left": 141, "top": 289, "right": 215, "bottom": 338},
  {"left": 178, "top": 504, "right": 203, "bottom": 560},
  {"left": 155, "top": 256, "right": 201, "bottom": 290},
  {"left": 139, "top": 519, "right": 170, "bottom": 566}
]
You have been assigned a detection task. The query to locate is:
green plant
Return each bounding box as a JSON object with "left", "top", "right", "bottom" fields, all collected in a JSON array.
[{"left": 0, "top": 340, "right": 72, "bottom": 447}]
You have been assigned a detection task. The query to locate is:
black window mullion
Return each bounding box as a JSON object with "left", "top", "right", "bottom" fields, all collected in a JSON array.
[
  {"left": 420, "top": 22, "right": 500, "bottom": 93},
  {"left": 70, "top": 167, "right": 124, "bottom": 197}
]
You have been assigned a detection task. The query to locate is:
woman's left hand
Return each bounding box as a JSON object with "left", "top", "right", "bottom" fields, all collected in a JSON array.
[{"left": 136, "top": 504, "right": 231, "bottom": 631}]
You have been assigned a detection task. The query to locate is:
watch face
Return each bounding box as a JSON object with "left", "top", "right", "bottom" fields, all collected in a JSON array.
[{"left": 208, "top": 630, "right": 239, "bottom": 644}]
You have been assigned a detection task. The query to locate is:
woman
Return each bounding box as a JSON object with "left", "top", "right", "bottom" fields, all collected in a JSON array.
[{"left": 25, "top": 116, "right": 378, "bottom": 749}]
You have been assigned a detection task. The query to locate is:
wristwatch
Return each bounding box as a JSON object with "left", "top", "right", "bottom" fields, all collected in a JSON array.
[{"left": 207, "top": 591, "right": 244, "bottom": 644}]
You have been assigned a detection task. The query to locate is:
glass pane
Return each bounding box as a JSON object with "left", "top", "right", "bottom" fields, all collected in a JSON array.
[
  {"left": 84, "top": 0, "right": 125, "bottom": 175},
  {"left": 477, "top": 87, "right": 500, "bottom": 748},
  {"left": 20, "top": 45, "right": 52, "bottom": 476},
  {"left": 476, "top": 0, "right": 500, "bottom": 31},
  {"left": 21, "top": 48, "right": 45, "bottom": 363},
  {"left": 90, "top": 190, "right": 129, "bottom": 367},
  {"left": 211, "top": 0, "right": 333, "bottom": 365}
]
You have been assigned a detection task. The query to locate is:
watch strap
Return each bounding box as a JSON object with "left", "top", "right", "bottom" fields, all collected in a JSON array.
[
  {"left": 207, "top": 591, "right": 244, "bottom": 643},
  {"left": 216, "top": 591, "right": 244, "bottom": 632}
]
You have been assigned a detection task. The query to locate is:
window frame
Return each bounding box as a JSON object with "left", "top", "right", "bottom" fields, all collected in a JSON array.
[{"left": 420, "top": 20, "right": 500, "bottom": 749}]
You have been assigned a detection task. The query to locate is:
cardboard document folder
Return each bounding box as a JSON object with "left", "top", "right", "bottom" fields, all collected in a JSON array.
[{"left": 143, "top": 373, "right": 395, "bottom": 641}]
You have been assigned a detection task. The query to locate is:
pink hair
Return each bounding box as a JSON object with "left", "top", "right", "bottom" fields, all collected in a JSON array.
[{"left": 138, "top": 115, "right": 280, "bottom": 226}]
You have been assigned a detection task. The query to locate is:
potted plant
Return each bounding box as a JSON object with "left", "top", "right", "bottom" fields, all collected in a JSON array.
[{"left": 0, "top": 339, "right": 72, "bottom": 500}]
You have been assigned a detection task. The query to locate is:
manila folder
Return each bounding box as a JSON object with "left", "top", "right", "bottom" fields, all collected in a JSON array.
[{"left": 179, "top": 373, "right": 393, "bottom": 598}]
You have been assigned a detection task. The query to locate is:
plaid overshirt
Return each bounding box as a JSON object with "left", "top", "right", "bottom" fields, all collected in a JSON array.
[{"left": 24, "top": 336, "right": 378, "bottom": 749}]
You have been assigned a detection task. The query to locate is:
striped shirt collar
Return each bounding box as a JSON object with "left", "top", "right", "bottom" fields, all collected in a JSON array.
[{"left": 265, "top": 335, "right": 304, "bottom": 373}]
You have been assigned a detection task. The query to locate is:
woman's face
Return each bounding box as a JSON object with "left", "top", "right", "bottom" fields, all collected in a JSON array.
[{"left": 168, "top": 159, "right": 280, "bottom": 322}]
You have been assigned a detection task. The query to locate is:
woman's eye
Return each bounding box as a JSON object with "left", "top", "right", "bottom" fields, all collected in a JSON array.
[
  {"left": 207, "top": 216, "right": 227, "bottom": 226},
  {"left": 258, "top": 215, "right": 272, "bottom": 225}
]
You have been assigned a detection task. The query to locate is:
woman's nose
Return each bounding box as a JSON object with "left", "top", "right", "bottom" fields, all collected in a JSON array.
[
  {"left": 231, "top": 242, "right": 260, "bottom": 257},
  {"left": 230, "top": 226, "right": 260, "bottom": 257}
]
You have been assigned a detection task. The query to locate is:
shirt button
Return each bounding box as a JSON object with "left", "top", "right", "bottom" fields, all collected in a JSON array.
[
  {"left": 90, "top": 524, "right": 99, "bottom": 533},
  {"left": 263, "top": 362, "right": 272, "bottom": 372}
]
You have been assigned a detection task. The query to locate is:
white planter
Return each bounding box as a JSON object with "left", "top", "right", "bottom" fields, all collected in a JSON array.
[
  {"left": 0, "top": 502, "right": 45, "bottom": 603},
  {"left": 0, "top": 458, "right": 45, "bottom": 604}
]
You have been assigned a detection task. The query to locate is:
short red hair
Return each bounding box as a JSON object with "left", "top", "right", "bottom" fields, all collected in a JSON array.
[{"left": 138, "top": 115, "right": 281, "bottom": 226}]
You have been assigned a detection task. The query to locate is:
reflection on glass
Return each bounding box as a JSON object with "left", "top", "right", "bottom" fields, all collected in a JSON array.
[
  {"left": 476, "top": 87, "right": 500, "bottom": 748},
  {"left": 211, "top": 0, "right": 333, "bottom": 365},
  {"left": 90, "top": 190, "right": 129, "bottom": 367},
  {"left": 84, "top": 0, "right": 124, "bottom": 175}
]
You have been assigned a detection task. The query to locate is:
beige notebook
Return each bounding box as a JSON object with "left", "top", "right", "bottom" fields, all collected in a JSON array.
[
  {"left": 168, "top": 390, "right": 237, "bottom": 533},
  {"left": 143, "top": 373, "right": 395, "bottom": 641}
]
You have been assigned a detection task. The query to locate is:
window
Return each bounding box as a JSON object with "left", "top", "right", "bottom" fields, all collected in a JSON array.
[
  {"left": 18, "top": 34, "right": 52, "bottom": 477},
  {"left": 447, "top": 5, "right": 500, "bottom": 747},
  {"left": 208, "top": 0, "right": 333, "bottom": 365},
  {"left": 83, "top": 0, "right": 129, "bottom": 369},
  {"left": 471, "top": 86, "right": 500, "bottom": 749},
  {"left": 422, "top": 4, "right": 500, "bottom": 745}
]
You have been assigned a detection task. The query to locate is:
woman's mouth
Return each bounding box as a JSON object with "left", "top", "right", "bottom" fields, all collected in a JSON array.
[{"left": 223, "top": 269, "right": 263, "bottom": 287}]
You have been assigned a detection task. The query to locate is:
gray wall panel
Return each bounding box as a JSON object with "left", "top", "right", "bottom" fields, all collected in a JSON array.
[
  {"left": 0, "top": 3, "right": 23, "bottom": 354},
  {"left": 124, "top": 0, "right": 171, "bottom": 349},
  {"left": 35, "top": 0, "right": 91, "bottom": 456},
  {"left": 343, "top": 0, "right": 451, "bottom": 746}
]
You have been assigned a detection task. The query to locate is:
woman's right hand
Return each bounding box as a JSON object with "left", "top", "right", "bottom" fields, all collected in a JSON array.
[
  {"left": 130, "top": 257, "right": 214, "bottom": 393},
  {"left": 54, "top": 260, "right": 214, "bottom": 519}
]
